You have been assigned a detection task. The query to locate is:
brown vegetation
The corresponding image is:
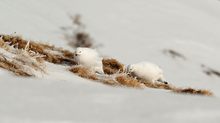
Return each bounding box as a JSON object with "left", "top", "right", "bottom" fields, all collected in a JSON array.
[
  {"left": 0, "top": 34, "right": 76, "bottom": 65},
  {"left": 173, "top": 88, "right": 213, "bottom": 96},
  {"left": 69, "top": 65, "right": 98, "bottom": 80},
  {"left": 0, "top": 54, "right": 32, "bottom": 76},
  {"left": 69, "top": 65, "right": 120, "bottom": 86},
  {"left": 0, "top": 35, "right": 47, "bottom": 76},
  {"left": 116, "top": 75, "right": 145, "bottom": 88},
  {"left": 61, "top": 15, "right": 94, "bottom": 48},
  {"left": 102, "top": 58, "right": 124, "bottom": 75}
]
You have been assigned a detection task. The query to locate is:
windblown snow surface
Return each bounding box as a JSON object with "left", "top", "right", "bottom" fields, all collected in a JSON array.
[{"left": 1, "top": 0, "right": 220, "bottom": 122}]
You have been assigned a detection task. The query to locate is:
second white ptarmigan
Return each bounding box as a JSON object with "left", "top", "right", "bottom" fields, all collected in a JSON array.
[
  {"left": 126, "top": 62, "right": 167, "bottom": 84},
  {"left": 74, "top": 47, "right": 103, "bottom": 74}
]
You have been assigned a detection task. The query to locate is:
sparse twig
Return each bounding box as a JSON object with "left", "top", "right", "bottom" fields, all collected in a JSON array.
[
  {"left": 201, "top": 64, "right": 220, "bottom": 78},
  {"left": 163, "top": 49, "right": 186, "bottom": 60},
  {"left": 61, "top": 14, "right": 96, "bottom": 48}
]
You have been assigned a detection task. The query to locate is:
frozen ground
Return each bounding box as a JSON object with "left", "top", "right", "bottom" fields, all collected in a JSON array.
[{"left": 1, "top": 0, "right": 220, "bottom": 122}]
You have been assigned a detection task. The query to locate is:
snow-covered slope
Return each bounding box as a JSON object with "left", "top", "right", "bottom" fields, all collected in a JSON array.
[{"left": 1, "top": 0, "right": 220, "bottom": 122}]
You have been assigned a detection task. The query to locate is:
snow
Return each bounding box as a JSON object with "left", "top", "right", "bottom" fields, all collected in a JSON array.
[
  {"left": 1, "top": 75, "right": 220, "bottom": 123},
  {"left": 1, "top": 0, "right": 220, "bottom": 122}
]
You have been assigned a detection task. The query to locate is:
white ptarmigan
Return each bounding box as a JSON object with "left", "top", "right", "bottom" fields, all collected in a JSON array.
[
  {"left": 74, "top": 47, "right": 103, "bottom": 74},
  {"left": 126, "top": 62, "right": 167, "bottom": 84}
]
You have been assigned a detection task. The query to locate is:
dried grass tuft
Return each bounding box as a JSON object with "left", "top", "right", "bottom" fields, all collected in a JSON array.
[
  {"left": 0, "top": 54, "right": 32, "bottom": 76},
  {"left": 0, "top": 34, "right": 76, "bottom": 65},
  {"left": 101, "top": 77, "right": 120, "bottom": 86},
  {"left": 69, "top": 65, "right": 121, "bottom": 86},
  {"left": 69, "top": 65, "right": 98, "bottom": 80},
  {"left": 116, "top": 75, "right": 145, "bottom": 88},
  {"left": 173, "top": 88, "right": 213, "bottom": 96},
  {"left": 102, "top": 58, "right": 124, "bottom": 75},
  {"left": 0, "top": 38, "right": 46, "bottom": 76}
]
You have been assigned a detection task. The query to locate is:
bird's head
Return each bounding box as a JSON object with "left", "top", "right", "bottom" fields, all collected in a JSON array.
[{"left": 75, "top": 47, "right": 85, "bottom": 57}]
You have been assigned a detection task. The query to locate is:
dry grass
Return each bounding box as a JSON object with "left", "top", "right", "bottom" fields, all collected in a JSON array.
[
  {"left": 116, "top": 75, "right": 145, "bottom": 88},
  {"left": 69, "top": 65, "right": 144, "bottom": 88},
  {"left": 69, "top": 65, "right": 121, "bottom": 86},
  {"left": 0, "top": 36, "right": 46, "bottom": 76},
  {"left": 101, "top": 78, "right": 120, "bottom": 86},
  {"left": 73, "top": 32, "right": 93, "bottom": 48},
  {"left": 0, "top": 54, "right": 32, "bottom": 76},
  {"left": 61, "top": 15, "right": 94, "bottom": 48},
  {"left": 102, "top": 58, "right": 124, "bottom": 75},
  {"left": 69, "top": 66, "right": 144, "bottom": 88},
  {"left": 1, "top": 34, "right": 76, "bottom": 65},
  {"left": 173, "top": 88, "right": 213, "bottom": 96},
  {"left": 4, "top": 53, "right": 40, "bottom": 75},
  {"left": 69, "top": 65, "right": 98, "bottom": 80}
]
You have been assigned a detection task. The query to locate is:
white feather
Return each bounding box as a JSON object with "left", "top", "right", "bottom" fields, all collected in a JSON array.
[
  {"left": 126, "top": 62, "right": 165, "bottom": 83},
  {"left": 74, "top": 47, "right": 103, "bottom": 74}
]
